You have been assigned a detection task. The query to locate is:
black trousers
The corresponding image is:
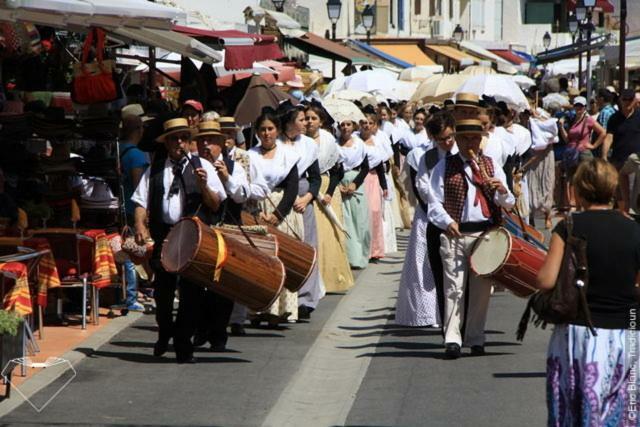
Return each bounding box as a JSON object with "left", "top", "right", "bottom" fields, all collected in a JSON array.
[
  {"left": 152, "top": 261, "right": 200, "bottom": 358},
  {"left": 426, "top": 223, "right": 445, "bottom": 325},
  {"left": 194, "top": 290, "right": 234, "bottom": 346}
]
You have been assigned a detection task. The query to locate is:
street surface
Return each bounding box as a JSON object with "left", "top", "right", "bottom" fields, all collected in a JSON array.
[{"left": 1, "top": 232, "right": 551, "bottom": 426}]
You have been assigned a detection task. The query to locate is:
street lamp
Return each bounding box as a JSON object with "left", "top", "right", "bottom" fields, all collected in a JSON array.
[
  {"left": 271, "top": 0, "right": 285, "bottom": 12},
  {"left": 568, "top": 13, "right": 578, "bottom": 42},
  {"left": 542, "top": 31, "right": 551, "bottom": 51},
  {"left": 452, "top": 24, "right": 464, "bottom": 43},
  {"left": 361, "top": 5, "right": 374, "bottom": 45},
  {"left": 326, "top": 0, "right": 342, "bottom": 79},
  {"left": 575, "top": 1, "right": 586, "bottom": 22}
]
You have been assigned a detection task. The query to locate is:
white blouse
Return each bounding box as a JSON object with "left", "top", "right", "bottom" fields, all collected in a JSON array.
[
  {"left": 317, "top": 128, "right": 340, "bottom": 174},
  {"left": 248, "top": 144, "right": 300, "bottom": 192},
  {"left": 374, "top": 129, "right": 394, "bottom": 161},
  {"left": 338, "top": 136, "right": 367, "bottom": 172},
  {"left": 278, "top": 134, "right": 319, "bottom": 178}
]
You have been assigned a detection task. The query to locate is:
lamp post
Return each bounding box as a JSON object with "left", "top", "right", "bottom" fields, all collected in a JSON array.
[
  {"left": 620, "top": 0, "right": 627, "bottom": 89},
  {"left": 361, "top": 5, "right": 374, "bottom": 44},
  {"left": 327, "top": 0, "right": 342, "bottom": 79},
  {"left": 452, "top": 24, "right": 464, "bottom": 44},
  {"left": 542, "top": 31, "right": 551, "bottom": 51},
  {"left": 271, "top": 0, "right": 285, "bottom": 12},
  {"left": 583, "top": 0, "right": 595, "bottom": 99},
  {"left": 568, "top": 13, "right": 578, "bottom": 43}
]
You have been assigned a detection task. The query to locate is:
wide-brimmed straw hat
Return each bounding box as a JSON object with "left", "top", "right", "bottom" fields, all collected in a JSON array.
[
  {"left": 194, "top": 120, "right": 224, "bottom": 139},
  {"left": 155, "top": 118, "right": 196, "bottom": 143},
  {"left": 218, "top": 117, "right": 239, "bottom": 131},
  {"left": 455, "top": 119, "right": 488, "bottom": 136},
  {"left": 454, "top": 93, "right": 481, "bottom": 109}
]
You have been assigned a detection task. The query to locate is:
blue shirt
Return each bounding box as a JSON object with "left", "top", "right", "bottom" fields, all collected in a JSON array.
[
  {"left": 120, "top": 142, "right": 149, "bottom": 214},
  {"left": 597, "top": 104, "right": 616, "bottom": 129}
]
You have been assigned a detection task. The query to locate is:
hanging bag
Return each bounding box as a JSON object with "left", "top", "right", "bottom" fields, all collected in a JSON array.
[
  {"left": 71, "top": 28, "right": 117, "bottom": 104},
  {"left": 516, "top": 213, "right": 597, "bottom": 340}
]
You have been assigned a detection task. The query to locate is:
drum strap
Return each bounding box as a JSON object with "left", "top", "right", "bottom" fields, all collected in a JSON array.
[{"left": 212, "top": 229, "right": 227, "bottom": 282}]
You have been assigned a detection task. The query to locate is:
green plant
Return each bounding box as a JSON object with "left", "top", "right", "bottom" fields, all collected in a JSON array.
[{"left": 0, "top": 310, "right": 23, "bottom": 336}]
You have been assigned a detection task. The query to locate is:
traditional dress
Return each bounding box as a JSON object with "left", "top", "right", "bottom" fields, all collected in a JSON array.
[
  {"left": 338, "top": 136, "right": 371, "bottom": 269},
  {"left": 314, "top": 129, "right": 354, "bottom": 293},
  {"left": 374, "top": 130, "right": 398, "bottom": 253},
  {"left": 527, "top": 117, "right": 557, "bottom": 218},
  {"left": 279, "top": 135, "right": 325, "bottom": 311},
  {"left": 395, "top": 145, "right": 441, "bottom": 327},
  {"left": 363, "top": 137, "right": 387, "bottom": 259},
  {"left": 248, "top": 144, "right": 301, "bottom": 322}
]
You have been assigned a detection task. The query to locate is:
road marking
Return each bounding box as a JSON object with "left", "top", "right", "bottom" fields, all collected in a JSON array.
[{"left": 262, "top": 255, "right": 402, "bottom": 427}]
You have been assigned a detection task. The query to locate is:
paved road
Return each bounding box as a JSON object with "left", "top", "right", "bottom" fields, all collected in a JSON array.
[{"left": 1, "top": 231, "right": 552, "bottom": 426}]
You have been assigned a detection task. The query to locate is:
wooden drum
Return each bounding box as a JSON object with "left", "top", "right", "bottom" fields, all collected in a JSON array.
[
  {"left": 161, "top": 217, "right": 285, "bottom": 311},
  {"left": 241, "top": 212, "right": 316, "bottom": 292}
]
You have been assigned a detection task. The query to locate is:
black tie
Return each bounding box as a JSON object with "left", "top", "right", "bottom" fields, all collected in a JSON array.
[{"left": 168, "top": 158, "right": 187, "bottom": 198}]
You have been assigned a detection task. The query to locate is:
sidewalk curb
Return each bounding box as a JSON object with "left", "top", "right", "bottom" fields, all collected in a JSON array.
[
  {"left": 0, "top": 311, "right": 144, "bottom": 418},
  {"left": 262, "top": 249, "right": 404, "bottom": 427}
]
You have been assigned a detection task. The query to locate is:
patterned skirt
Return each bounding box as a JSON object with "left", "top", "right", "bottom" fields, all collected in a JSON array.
[{"left": 547, "top": 323, "right": 640, "bottom": 427}]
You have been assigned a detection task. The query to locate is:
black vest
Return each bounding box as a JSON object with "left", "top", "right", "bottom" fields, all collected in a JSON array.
[
  {"left": 148, "top": 154, "right": 221, "bottom": 243},
  {"left": 221, "top": 156, "right": 244, "bottom": 225}
]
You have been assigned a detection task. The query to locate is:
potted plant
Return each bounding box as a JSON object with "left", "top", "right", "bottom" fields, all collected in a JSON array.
[{"left": 0, "top": 310, "right": 24, "bottom": 397}]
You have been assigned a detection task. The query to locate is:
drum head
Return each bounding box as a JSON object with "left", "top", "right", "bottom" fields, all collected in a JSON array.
[
  {"left": 470, "top": 228, "right": 511, "bottom": 275},
  {"left": 161, "top": 219, "right": 200, "bottom": 273}
]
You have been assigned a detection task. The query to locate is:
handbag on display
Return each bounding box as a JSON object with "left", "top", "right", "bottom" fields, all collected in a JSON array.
[
  {"left": 516, "top": 214, "right": 596, "bottom": 340},
  {"left": 71, "top": 28, "right": 117, "bottom": 105}
]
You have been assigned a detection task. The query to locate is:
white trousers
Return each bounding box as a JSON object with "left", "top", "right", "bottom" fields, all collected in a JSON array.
[{"left": 439, "top": 232, "right": 493, "bottom": 347}]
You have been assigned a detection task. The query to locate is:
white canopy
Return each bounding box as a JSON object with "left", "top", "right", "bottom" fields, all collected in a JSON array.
[{"left": 1, "top": 0, "right": 186, "bottom": 29}]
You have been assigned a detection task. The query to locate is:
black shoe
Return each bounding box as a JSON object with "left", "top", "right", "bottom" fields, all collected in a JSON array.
[
  {"left": 230, "top": 323, "right": 246, "bottom": 336},
  {"left": 444, "top": 343, "right": 461, "bottom": 360},
  {"left": 470, "top": 345, "right": 485, "bottom": 356},
  {"left": 369, "top": 257, "right": 379, "bottom": 264},
  {"left": 153, "top": 340, "right": 169, "bottom": 357},
  {"left": 210, "top": 342, "right": 226, "bottom": 352},
  {"left": 192, "top": 333, "right": 208, "bottom": 347},
  {"left": 298, "top": 305, "right": 313, "bottom": 320},
  {"left": 176, "top": 354, "right": 196, "bottom": 364}
]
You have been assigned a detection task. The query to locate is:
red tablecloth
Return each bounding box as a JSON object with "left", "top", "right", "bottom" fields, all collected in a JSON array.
[{"left": 0, "top": 261, "right": 32, "bottom": 316}]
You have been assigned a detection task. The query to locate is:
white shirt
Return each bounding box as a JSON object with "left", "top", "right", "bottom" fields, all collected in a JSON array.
[
  {"left": 374, "top": 129, "right": 394, "bottom": 161},
  {"left": 230, "top": 149, "right": 270, "bottom": 201},
  {"left": 508, "top": 123, "right": 532, "bottom": 156},
  {"left": 416, "top": 146, "right": 458, "bottom": 205},
  {"left": 248, "top": 144, "right": 300, "bottom": 191},
  {"left": 131, "top": 155, "right": 227, "bottom": 225},
  {"left": 482, "top": 132, "right": 506, "bottom": 167},
  {"left": 494, "top": 126, "right": 517, "bottom": 165},
  {"left": 427, "top": 153, "right": 515, "bottom": 230},
  {"left": 317, "top": 129, "right": 340, "bottom": 174},
  {"left": 529, "top": 117, "right": 559, "bottom": 151},
  {"left": 338, "top": 136, "right": 367, "bottom": 172},
  {"left": 277, "top": 134, "right": 319, "bottom": 178}
]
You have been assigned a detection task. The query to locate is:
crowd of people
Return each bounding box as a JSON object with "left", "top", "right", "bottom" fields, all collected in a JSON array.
[{"left": 93, "top": 80, "right": 640, "bottom": 423}]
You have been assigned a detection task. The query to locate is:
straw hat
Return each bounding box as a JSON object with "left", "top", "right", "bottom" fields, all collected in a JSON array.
[
  {"left": 218, "top": 117, "right": 239, "bottom": 131},
  {"left": 155, "top": 118, "right": 196, "bottom": 143},
  {"left": 454, "top": 93, "right": 481, "bottom": 109},
  {"left": 194, "top": 120, "right": 224, "bottom": 139},
  {"left": 455, "top": 119, "right": 488, "bottom": 136}
]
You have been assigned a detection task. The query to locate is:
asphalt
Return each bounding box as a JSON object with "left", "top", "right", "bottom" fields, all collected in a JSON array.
[{"left": 0, "top": 229, "right": 553, "bottom": 427}]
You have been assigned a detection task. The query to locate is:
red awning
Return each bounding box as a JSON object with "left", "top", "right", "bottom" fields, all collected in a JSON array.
[
  {"left": 489, "top": 49, "right": 528, "bottom": 65},
  {"left": 567, "top": 0, "right": 614, "bottom": 13},
  {"left": 173, "top": 25, "right": 283, "bottom": 70}
]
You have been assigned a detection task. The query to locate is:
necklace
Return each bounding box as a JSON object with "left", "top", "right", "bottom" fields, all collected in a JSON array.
[{"left": 260, "top": 144, "right": 277, "bottom": 153}]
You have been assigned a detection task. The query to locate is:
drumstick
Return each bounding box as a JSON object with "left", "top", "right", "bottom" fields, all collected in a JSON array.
[
  {"left": 265, "top": 196, "right": 303, "bottom": 241},
  {"left": 461, "top": 233, "right": 490, "bottom": 241}
]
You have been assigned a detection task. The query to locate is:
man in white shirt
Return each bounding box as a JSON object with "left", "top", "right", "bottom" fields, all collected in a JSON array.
[
  {"left": 428, "top": 119, "right": 515, "bottom": 359},
  {"left": 132, "top": 118, "right": 226, "bottom": 364}
]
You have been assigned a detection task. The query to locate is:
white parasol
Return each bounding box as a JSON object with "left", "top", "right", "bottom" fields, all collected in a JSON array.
[
  {"left": 511, "top": 74, "right": 536, "bottom": 90},
  {"left": 322, "top": 98, "right": 366, "bottom": 124},
  {"left": 542, "top": 93, "right": 570, "bottom": 111},
  {"left": 324, "top": 89, "right": 378, "bottom": 107},
  {"left": 410, "top": 74, "right": 469, "bottom": 103},
  {"left": 376, "top": 80, "right": 420, "bottom": 101},
  {"left": 343, "top": 69, "right": 399, "bottom": 93},
  {"left": 399, "top": 66, "right": 444, "bottom": 82},
  {"left": 315, "top": 195, "right": 350, "bottom": 238},
  {"left": 459, "top": 66, "right": 496, "bottom": 76},
  {"left": 454, "top": 74, "right": 530, "bottom": 112}
]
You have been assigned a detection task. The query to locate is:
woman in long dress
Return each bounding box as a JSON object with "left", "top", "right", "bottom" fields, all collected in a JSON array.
[
  {"left": 248, "top": 110, "right": 301, "bottom": 326},
  {"left": 371, "top": 114, "right": 398, "bottom": 253},
  {"left": 305, "top": 105, "right": 354, "bottom": 293},
  {"left": 337, "top": 119, "right": 371, "bottom": 269},
  {"left": 359, "top": 112, "right": 388, "bottom": 261},
  {"left": 395, "top": 112, "right": 456, "bottom": 327},
  {"left": 277, "top": 103, "right": 324, "bottom": 319}
]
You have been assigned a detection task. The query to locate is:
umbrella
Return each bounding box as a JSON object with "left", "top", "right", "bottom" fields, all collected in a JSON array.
[
  {"left": 460, "top": 66, "right": 496, "bottom": 76},
  {"left": 322, "top": 98, "right": 366, "bottom": 124},
  {"left": 325, "top": 89, "right": 377, "bottom": 107},
  {"left": 511, "top": 75, "right": 536, "bottom": 90},
  {"left": 234, "top": 75, "right": 296, "bottom": 126},
  {"left": 410, "top": 74, "right": 469, "bottom": 103},
  {"left": 376, "top": 80, "right": 420, "bottom": 101},
  {"left": 542, "top": 93, "right": 570, "bottom": 111},
  {"left": 343, "top": 69, "right": 398, "bottom": 93},
  {"left": 399, "top": 66, "right": 443, "bottom": 82},
  {"left": 455, "top": 74, "right": 529, "bottom": 112}
]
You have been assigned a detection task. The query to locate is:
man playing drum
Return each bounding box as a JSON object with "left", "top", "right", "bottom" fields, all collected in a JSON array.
[
  {"left": 428, "top": 119, "right": 515, "bottom": 359},
  {"left": 132, "top": 118, "right": 227, "bottom": 364}
]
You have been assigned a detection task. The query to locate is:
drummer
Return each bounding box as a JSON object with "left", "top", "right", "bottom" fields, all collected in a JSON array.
[
  {"left": 193, "top": 120, "right": 270, "bottom": 344},
  {"left": 428, "top": 119, "right": 515, "bottom": 359},
  {"left": 131, "top": 118, "right": 227, "bottom": 364}
]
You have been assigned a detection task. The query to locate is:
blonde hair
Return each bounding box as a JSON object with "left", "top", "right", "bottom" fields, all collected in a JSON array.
[{"left": 572, "top": 158, "right": 618, "bottom": 205}]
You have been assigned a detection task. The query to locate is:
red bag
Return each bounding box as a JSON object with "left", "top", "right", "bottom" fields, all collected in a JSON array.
[{"left": 72, "top": 28, "right": 117, "bottom": 105}]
